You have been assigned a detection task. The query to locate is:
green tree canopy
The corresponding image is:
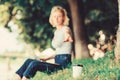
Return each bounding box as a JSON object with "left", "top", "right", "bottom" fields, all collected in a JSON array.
[{"left": 0, "top": 0, "right": 118, "bottom": 51}]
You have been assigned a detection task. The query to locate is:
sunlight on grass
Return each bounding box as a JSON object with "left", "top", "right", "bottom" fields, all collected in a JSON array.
[{"left": 32, "top": 51, "right": 120, "bottom": 80}]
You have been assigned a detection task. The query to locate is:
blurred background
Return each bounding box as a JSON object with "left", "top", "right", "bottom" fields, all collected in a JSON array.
[{"left": 0, "top": 0, "right": 118, "bottom": 80}]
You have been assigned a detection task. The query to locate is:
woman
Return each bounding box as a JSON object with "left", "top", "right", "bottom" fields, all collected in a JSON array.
[{"left": 15, "top": 6, "right": 73, "bottom": 80}]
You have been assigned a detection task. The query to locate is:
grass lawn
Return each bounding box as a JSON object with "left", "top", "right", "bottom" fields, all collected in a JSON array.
[{"left": 32, "top": 51, "right": 120, "bottom": 80}]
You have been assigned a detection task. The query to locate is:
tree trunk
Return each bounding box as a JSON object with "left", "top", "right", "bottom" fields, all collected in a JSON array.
[
  {"left": 68, "top": 0, "right": 89, "bottom": 59},
  {"left": 115, "top": 0, "right": 120, "bottom": 61}
]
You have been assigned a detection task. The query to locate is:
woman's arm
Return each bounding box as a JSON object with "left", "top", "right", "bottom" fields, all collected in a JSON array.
[{"left": 64, "top": 27, "right": 73, "bottom": 42}]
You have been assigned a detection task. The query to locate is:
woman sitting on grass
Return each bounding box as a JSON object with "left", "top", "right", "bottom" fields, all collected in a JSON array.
[{"left": 15, "top": 6, "right": 73, "bottom": 80}]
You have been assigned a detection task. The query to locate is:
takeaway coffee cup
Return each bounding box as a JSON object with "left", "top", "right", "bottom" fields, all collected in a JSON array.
[{"left": 72, "top": 64, "right": 83, "bottom": 79}]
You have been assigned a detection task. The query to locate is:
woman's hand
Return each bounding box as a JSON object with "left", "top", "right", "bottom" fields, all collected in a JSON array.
[
  {"left": 64, "top": 29, "right": 73, "bottom": 42},
  {"left": 40, "top": 57, "right": 48, "bottom": 61},
  {"left": 64, "top": 34, "right": 73, "bottom": 42},
  {"left": 39, "top": 48, "right": 56, "bottom": 61},
  {"left": 40, "top": 55, "right": 54, "bottom": 61}
]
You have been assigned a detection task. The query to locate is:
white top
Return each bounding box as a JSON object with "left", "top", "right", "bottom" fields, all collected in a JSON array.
[{"left": 52, "top": 26, "right": 72, "bottom": 55}]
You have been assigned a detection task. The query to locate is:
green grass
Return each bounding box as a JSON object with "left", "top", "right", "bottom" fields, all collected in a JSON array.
[{"left": 32, "top": 51, "right": 120, "bottom": 80}]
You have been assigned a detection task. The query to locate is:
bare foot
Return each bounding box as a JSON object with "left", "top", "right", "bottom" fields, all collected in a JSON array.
[
  {"left": 15, "top": 74, "right": 21, "bottom": 80},
  {"left": 22, "top": 76, "right": 30, "bottom": 80}
]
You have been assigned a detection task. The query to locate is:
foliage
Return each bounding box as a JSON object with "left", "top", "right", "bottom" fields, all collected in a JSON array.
[
  {"left": 0, "top": 0, "right": 118, "bottom": 50},
  {"left": 0, "top": 0, "right": 69, "bottom": 50},
  {"left": 33, "top": 51, "right": 120, "bottom": 80},
  {"left": 83, "top": 0, "right": 118, "bottom": 43}
]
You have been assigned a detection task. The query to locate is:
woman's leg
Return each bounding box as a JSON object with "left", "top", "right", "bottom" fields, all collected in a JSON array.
[
  {"left": 16, "top": 58, "right": 35, "bottom": 78},
  {"left": 14, "top": 74, "right": 22, "bottom": 80},
  {"left": 22, "top": 76, "right": 30, "bottom": 80},
  {"left": 22, "top": 60, "right": 61, "bottom": 79}
]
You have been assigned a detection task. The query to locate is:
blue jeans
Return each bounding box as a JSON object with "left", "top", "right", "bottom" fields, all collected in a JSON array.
[{"left": 16, "top": 54, "right": 71, "bottom": 79}]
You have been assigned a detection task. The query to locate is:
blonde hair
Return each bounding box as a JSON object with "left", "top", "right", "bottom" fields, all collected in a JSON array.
[{"left": 49, "top": 6, "right": 69, "bottom": 27}]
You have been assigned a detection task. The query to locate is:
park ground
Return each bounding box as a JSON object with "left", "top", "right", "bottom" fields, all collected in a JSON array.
[{"left": 0, "top": 58, "right": 25, "bottom": 80}]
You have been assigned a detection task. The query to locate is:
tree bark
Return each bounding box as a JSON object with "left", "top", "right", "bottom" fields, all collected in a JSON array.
[
  {"left": 115, "top": 0, "right": 120, "bottom": 61},
  {"left": 68, "top": 0, "right": 89, "bottom": 59}
]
